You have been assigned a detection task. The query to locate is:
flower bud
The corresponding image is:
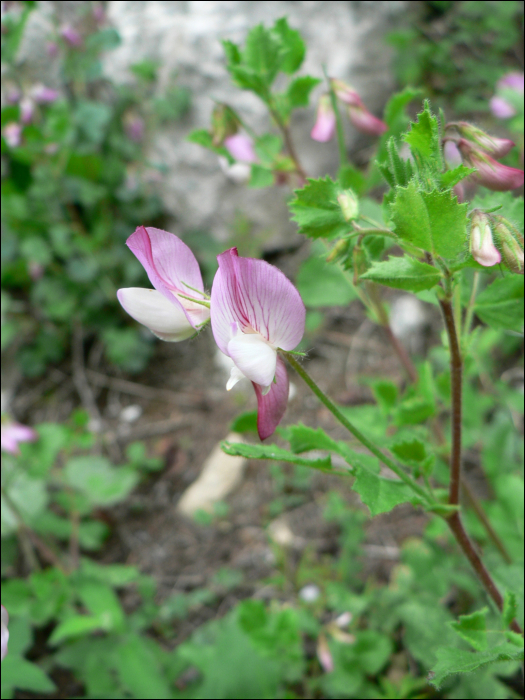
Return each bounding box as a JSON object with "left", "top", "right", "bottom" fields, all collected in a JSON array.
[
  {"left": 455, "top": 122, "right": 514, "bottom": 159},
  {"left": 469, "top": 211, "right": 501, "bottom": 267},
  {"left": 347, "top": 103, "right": 387, "bottom": 137},
  {"left": 311, "top": 94, "right": 336, "bottom": 142},
  {"left": 326, "top": 237, "right": 351, "bottom": 263},
  {"left": 337, "top": 189, "right": 359, "bottom": 221},
  {"left": 223, "top": 133, "right": 257, "bottom": 163},
  {"left": 492, "top": 216, "right": 524, "bottom": 274},
  {"left": 211, "top": 103, "right": 239, "bottom": 147},
  {"left": 458, "top": 139, "right": 524, "bottom": 192},
  {"left": 329, "top": 78, "right": 361, "bottom": 106}
]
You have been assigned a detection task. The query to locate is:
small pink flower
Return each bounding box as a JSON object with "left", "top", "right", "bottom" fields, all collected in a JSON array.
[
  {"left": 19, "top": 96, "right": 34, "bottom": 124},
  {"left": 5, "top": 87, "right": 21, "bottom": 104},
  {"left": 311, "top": 94, "right": 336, "bottom": 143},
  {"left": 210, "top": 248, "right": 305, "bottom": 440},
  {"left": 3, "top": 122, "right": 22, "bottom": 148},
  {"left": 1, "top": 421, "right": 37, "bottom": 455},
  {"left": 124, "top": 114, "right": 145, "bottom": 143},
  {"left": 458, "top": 139, "right": 524, "bottom": 191},
  {"left": 329, "top": 78, "right": 361, "bottom": 107},
  {"left": 455, "top": 122, "right": 514, "bottom": 159},
  {"left": 490, "top": 96, "right": 516, "bottom": 120},
  {"left": 31, "top": 84, "right": 59, "bottom": 104},
  {"left": 497, "top": 72, "right": 524, "bottom": 92},
  {"left": 118, "top": 227, "right": 209, "bottom": 341},
  {"left": 60, "top": 24, "right": 82, "bottom": 47},
  {"left": 93, "top": 4, "right": 105, "bottom": 24},
  {"left": 469, "top": 212, "right": 501, "bottom": 267},
  {"left": 1, "top": 606, "right": 8, "bottom": 661},
  {"left": 347, "top": 103, "right": 387, "bottom": 137},
  {"left": 316, "top": 634, "right": 334, "bottom": 673},
  {"left": 223, "top": 133, "right": 257, "bottom": 163}
]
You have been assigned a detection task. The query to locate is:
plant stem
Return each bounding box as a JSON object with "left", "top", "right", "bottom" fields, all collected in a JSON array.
[
  {"left": 463, "top": 270, "right": 480, "bottom": 339},
  {"left": 461, "top": 479, "right": 512, "bottom": 564},
  {"left": 439, "top": 298, "right": 462, "bottom": 507},
  {"left": 447, "top": 513, "right": 522, "bottom": 634},
  {"left": 439, "top": 297, "right": 521, "bottom": 633},
  {"left": 268, "top": 103, "right": 307, "bottom": 181},
  {"left": 325, "top": 68, "right": 348, "bottom": 168},
  {"left": 283, "top": 353, "right": 433, "bottom": 505}
]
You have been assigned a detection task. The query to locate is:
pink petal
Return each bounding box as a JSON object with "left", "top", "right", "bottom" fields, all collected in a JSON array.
[
  {"left": 458, "top": 140, "right": 524, "bottom": 191},
  {"left": 329, "top": 79, "right": 361, "bottom": 106},
  {"left": 311, "top": 95, "right": 336, "bottom": 142},
  {"left": 444, "top": 140, "right": 463, "bottom": 168},
  {"left": 253, "top": 356, "right": 289, "bottom": 440},
  {"left": 455, "top": 122, "right": 514, "bottom": 158},
  {"left": 490, "top": 96, "right": 516, "bottom": 120},
  {"left": 31, "top": 84, "right": 59, "bottom": 104},
  {"left": 1, "top": 423, "right": 37, "bottom": 455},
  {"left": 497, "top": 72, "right": 524, "bottom": 92},
  {"left": 348, "top": 105, "right": 387, "bottom": 137},
  {"left": 224, "top": 133, "right": 257, "bottom": 163},
  {"left": 210, "top": 248, "right": 305, "bottom": 354},
  {"left": 126, "top": 226, "right": 206, "bottom": 329},
  {"left": 1, "top": 605, "right": 8, "bottom": 661},
  {"left": 471, "top": 224, "right": 501, "bottom": 267},
  {"left": 117, "top": 288, "right": 197, "bottom": 341}
]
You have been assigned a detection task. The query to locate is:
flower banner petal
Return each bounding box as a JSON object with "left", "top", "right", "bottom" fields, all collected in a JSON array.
[
  {"left": 227, "top": 333, "right": 277, "bottom": 388},
  {"left": 211, "top": 248, "right": 305, "bottom": 352},
  {"left": 253, "top": 356, "right": 289, "bottom": 440},
  {"left": 117, "top": 288, "right": 196, "bottom": 341}
]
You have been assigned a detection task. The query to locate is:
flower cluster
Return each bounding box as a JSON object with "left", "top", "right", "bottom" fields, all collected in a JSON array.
[
  {"left": 311, "top": 78, "right": 387, "bottom": 143},
  {"left": 444, "top": 122, "right": 523, "bottom": 192},
  {"left": 468, "top": 210, "right": 524, "bottom": 272},
  {"left": 118, "top": 227, "right": 305, "bottom": 439}
]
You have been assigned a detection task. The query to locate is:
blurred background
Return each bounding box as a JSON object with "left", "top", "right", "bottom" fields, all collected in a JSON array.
[{"left": 1, "top": 2, "right": 523, "bottom": 698}]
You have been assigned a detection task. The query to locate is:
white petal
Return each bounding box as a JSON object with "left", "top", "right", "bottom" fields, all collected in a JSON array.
[
  {"left": 226, "top": 365, "right": 247, "bottom": 391},
  {"left": 117, "top": 288, "right": 196, "bottom": 342},
  {"left": 227, "top": 333, "right": 277, "bottom": 387}
]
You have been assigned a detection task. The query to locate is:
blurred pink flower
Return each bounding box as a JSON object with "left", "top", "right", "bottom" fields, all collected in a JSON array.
[
  {"left": 316, "top": 634, "right": 334, "bottom": 673},
  {"left": 19, "top": 96, "right": 34, "bottom": 124},
  {"left": 347, "top": 103, "right": 387, "bottom": 137},
  {"left": 124, "top": 114, "right": 145, "bottom": 143},
  {"left": 31, "top": 84, "right": 59, "bottom": 104},
  {"left": 311, "top": 94, "right": 336, "bottom": 142},
  {"left": 3, "top": 122, "right": 22, "bottom": 148},
  {"left": 490, "top": 72, "right": 524, "bottom": 119},
  {"left": 498, "top": 72, "right": 524, "bottom": 92},
  {"left": 458, "top": 139, "right": 524, "bottom": 191},
  {"left": 46, "top": 41, "right": 59, "bottom": 57},
  {"left": 118, "top": 227, "right": 209, "bottom": 341},
  {"left": 490, "top": 96, "right": 517, "bottom": 120},
  {"left": 210, "top": 247, "right": 305, "bottom": 440},
  {"left": 1, "top": 606, "right": 8, "bottom": 661},
  {"left": 1, "top": 421, "right": 37, "bottom": 454},
  {"left": 60, "top": 24, "right": 82, "bottom": 47},
  {"left": 224, "top": 133, "right": 257, "bottom": 163}
]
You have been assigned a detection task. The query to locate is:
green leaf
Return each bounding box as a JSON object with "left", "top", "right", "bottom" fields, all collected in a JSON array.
[
  {"left": 115, "top": 635, "right": 173, "bottom": 699},
  {"left": 221, "top": 441, "right": 336, "bottom": 472},
  {"left": 74, "top": 101, "right": 112, "bottom": 146},
  {"left": 230, "top": 410, "right": 259, "bottom": 434},
  {"left": 429, "top": 643, "right": 524, "bottom": 689},
  {"left": 285, "top": 75, "right": 320, "bottom": 108},
  {"left": 278, "top": 423, "right": 354, "bottom": 462},
  {"left": 391, "top": 437, "right": 428, "bottom": 463},
  {"left": 391, "top": 181, "right": 468, "bottom": 257},
  {"left": 297, "top": 248, "right": 356, "bottom": 307},
  {"left": 271, "top": 18, "right": 305, "bottom": 73},
  {"left": 254, "top": 134, "right": 282, "bottom": 164},
  {"left": 360, "top": 256, "right": 442, "bottom": 292},
  {"left": 450, "top": 608, "right": 489, "bottom": 651},
  {"left": 249, "top": 164, "right": 275, "bottom": 188},
  {"left": 242, "top": 23, "right": 283, "bottom": 88},
  {"left": 1, "top": 656, "right": 56, "bottom": 696},
  {"left": 474, "top": 276, "right": 524, "bottom": 333},
  {"left": 222, "top": 39, "right": 241, "bottom": 67},
  {"left": 289, "top": 177, "right": 349, "bottom": 239},
  {"left": 383, "top": 86, "right": 422, "bottom": 134},
  {"left": 187, "top": 129, "right": 231, "bottom": 160},
  {"left": 369, "top": 379, "right": 398, "bottom": 414},
  {"left": 76, "top": 579, "right": 125, "bottom": 632},
  {"left": 440, "top": 164, "right": 476, "bottom": 189},
  {"left": 64, "top": 456, "right": 139, "bottom": 506},
  {"left": 404, "top": 101, "right": 442, "bottom": 169},
  {"left": 49, "top": 614, "right": 109, "bottom": 645},
  {"left": 502, "top": 591, "right": 519, "bottom": 630},
  {"left": 353, "top": 465, "right": 421, "bottom": 516}
]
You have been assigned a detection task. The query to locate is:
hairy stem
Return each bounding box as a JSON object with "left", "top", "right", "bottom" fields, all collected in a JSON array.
[
  {"left": 283, "top": 353, "right": 433, "bottom": 505},
  {"left": 440, "top": 298, "right": 521, "bottom": 632},
  {"left": 269, "top": 104, "right": 307, "bottom": 181}
]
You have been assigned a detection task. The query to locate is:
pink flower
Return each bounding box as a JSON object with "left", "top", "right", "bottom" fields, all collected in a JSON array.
[
  {"left": 2, "top": 122, "right": 22, "bottom": 148},
  {"left": 490, "top": 72, "right": 524, "bottom": 119},
  {"left": 1, "top": 421, "right": 37, "bottom": 455},
  {"left": 60, "top": 24, "right": 82, "bottom": 47},
  {"left": 124, "top": 114, "right": 145, "bottom": 143},
  {"left": 469, "top": 212, "right": 501, "bottom": 267},
  {"left": 490, "top": 96, "right": 517, "bottom": 120},
  {"left": 329, "top": 78, "right": 361, "bottom": 107},
  {"left": 316, "top": 634, "right": 334, "bottom": 673},
  {"left": 19, "top": 96, "right": 34, "bottom": 124},
  {"left": 311, "top": 94, "right": 336, "bottom": 142},
  {"left": 458, "top": 139, "right": 524, "bottom": 191},
  {"left": 498, "top": 72, "right": 525, "bottom": 92},
  {"left": 347, "top": 103, "right": 387, "bottom": 137},
  {"left": 455, "top": 122, "right": 514, "bottom": 159},
  {"left": 117, "top": 227, "right": 210, "bottom": 341},
  {"left": 224, "top": 133, "right": 257, "bottom": 163},
  {"left": 210, "top": 248, "right": 305, "bottom": 440},
  {"left": 1, "top": 606, "right": 8, "bottom": 661},
  {"left": 31, "top": 84, "right": 59, "bottom": 104}
]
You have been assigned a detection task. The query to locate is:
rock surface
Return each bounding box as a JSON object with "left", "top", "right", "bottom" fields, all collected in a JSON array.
[{"left": 17, "top": 1, "right": 406, "bottom": 247}]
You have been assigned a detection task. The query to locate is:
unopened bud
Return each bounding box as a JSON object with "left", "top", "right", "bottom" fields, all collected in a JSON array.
[
  {"left": 211, "top": 103, "right": 240, "bottom": 147},
  {"left": 311, "top": 94, "right": 336, "bottom": 143},
  {"left": 337, "top": 189, "right": 359, "bottom": 221},
  {"left": 329, "top": 78, "right": 361, "bottom": 106},
  {"left": 455, "top": 122, "right": 514, "bottom": 159},
  {"left": 458, "top": 139, "right": 524, "bottom": 192},
  {"left": 347, "top": 103, "right": 387, "bottom": 137},
  {"left": 469, "top": 211, "right": 501, "bottom": 267},
  {"left": 492, "top": 216, "right": 524, "bottom": 274}
]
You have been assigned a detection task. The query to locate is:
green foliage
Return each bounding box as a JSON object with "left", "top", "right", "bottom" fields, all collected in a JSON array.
[
  {"left": 296, "top": 243, "right": 357, "bottom": 307},
  {"left": 289, "top": 177, "right": 350, "bottom": 239},
  {"left": 360, "top": 256, "right": 442, "bottom": 292},
  {"left": 474, "top": 276, "right": 524, "bottom": 332},
  {"left": 429, "top": 642, "right": 524, "bottom": 689}
]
